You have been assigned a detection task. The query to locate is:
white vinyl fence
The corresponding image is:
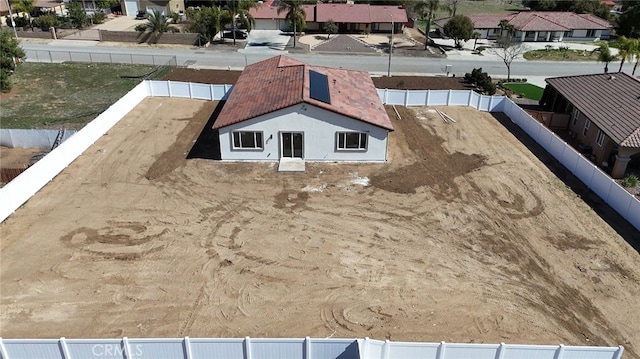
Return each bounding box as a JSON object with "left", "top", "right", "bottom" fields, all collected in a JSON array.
[
  {"left": 0, "top": 337, "right": 624, "bottom": 359},
  {"left": 1, "top": 129, "right": 76, "bottom": 149},
  {"left": 378, "top": 88, "right": 640, "bottom": 232},
  {"left": 2, "top": 82, "right": 638, "bottom": 233}
]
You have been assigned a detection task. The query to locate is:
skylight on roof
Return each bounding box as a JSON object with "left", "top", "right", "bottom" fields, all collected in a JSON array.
[{"left": 309, "top": 70, "right": 331, "bottom": 104}]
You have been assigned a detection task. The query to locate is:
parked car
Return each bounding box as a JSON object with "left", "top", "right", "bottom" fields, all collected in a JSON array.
[
  {"left": 222, "top": 30, "right": 247, "bottom": 39},
  {"left": 135, "top": 11, "right": 148, "bottom": 20}
]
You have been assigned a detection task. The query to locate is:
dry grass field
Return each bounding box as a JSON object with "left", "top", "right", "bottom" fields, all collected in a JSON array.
[{"left": 1, "top": 98, "right": 639, "bottom": 357}]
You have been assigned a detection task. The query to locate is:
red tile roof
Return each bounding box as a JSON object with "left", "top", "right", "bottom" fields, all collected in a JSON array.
[
  {"left": 369, "top": 5, "right": 408, "bottom": 23},
  {"left": 437, "top": 11, "right": 611, "bottom": 31},
  {"left": 250, "top": 2, "right": 407, "bottom": 24},
  {"left": 214, "top": 55, "right": 393, "bottom": 131},
  {"left": 250, "top": 4, "right": 314, "bottom": 22},
  {"left": 545, "top": 73, "right": 640, "bottom": 148}
]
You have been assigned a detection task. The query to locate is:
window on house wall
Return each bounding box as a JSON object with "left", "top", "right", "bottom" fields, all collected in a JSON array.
[
  {"left": 336, "top": 132, "right": 368, "bottom": 150},
  {"left": 571, "top": 108, "right": 580, "bottom": 126},
  {"left": 232, "top": 131, "right": 263, "bottom": 150},
  {"left": 586, "top": 29, "right": 596, "bottom": 37},
  {"left": 596, "top": 130, "right": 605, "bottom": 146},
  {"left": 583, "top": 119, "right": 590, "bottom": 136},
  {"left": 564, "top": 31, "right": 572, "bottom": 38}
]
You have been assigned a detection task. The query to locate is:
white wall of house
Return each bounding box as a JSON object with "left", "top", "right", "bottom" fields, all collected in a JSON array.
[
  {"left": 218, "top": 104, "right": 389, "bottom": 162},
  {"left": 255, "top": 19, "right": 279, "bottom": 30}
]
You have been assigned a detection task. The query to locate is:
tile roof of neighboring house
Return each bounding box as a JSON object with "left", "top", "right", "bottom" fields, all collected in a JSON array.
[
  {"left": 316, "top": 3, "right": 372, "bottom": 23},
  {"left": 546, "top": 72, "right": 640, "bottom": 148},
  {"left": 0, "top": 0, "right": 9, "bottom": 13},
  {"left": 214, "top": 55, "right": 393, "bottom": 131},
  {"left": 250, "top": 4, "right": 315, "bottom": 22},
  {"left": 250, "top": 3, "right": 407, "bottom": 24},
  {"left": 436, "top": 11, "right": 611, "bottom": 31},
  {"left": 369, "top": 5, "right": 408, "bottom": 23}
]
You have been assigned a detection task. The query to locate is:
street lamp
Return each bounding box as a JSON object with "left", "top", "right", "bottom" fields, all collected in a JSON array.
[{"left": 387, "top": 14, "right": 393, "bottom": 77}]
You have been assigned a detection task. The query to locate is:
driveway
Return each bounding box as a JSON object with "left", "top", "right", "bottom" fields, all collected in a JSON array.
[
  {"left": 93, "top": 15, "right": 141, "bottom": 31},
  {"left": 244, "top": 30, "right": 290, "bottom": 52}
]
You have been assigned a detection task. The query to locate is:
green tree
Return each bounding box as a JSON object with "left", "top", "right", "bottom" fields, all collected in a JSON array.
[
  {"left": 10, "top": 0, "right": 35, "bottom": 17},
  {"left": 222, "top": 0, "right": 257, "bottom": 45},
  {"left": 135, "top": 9, "right": 178, "bottom": 44},
  {"left": 0, "top": 29, "right": 26, "bottom": 92},
  {"left": 617, "top": 4, "right": 640, "bottom": 38},
  {"left": 277, "top": 0, "right": 306, "bottom": 48},
  {"left": 630, "top": 39, "right": 640, "bottom": 75},
  {"left": 323, "top": 19, "right": 338, "bottom": 39},
  {"left": 498, "top": 18, "right": 514, "bottom": 40},
  {"left": 615, "top": 36, "right": 638, "bottom": 72},
  {"left": 67, "top": 1, "right": 88, "bottom": 29},
  {"left": 187, "top": 6, "right": 226, "bottom": 44},
  {"left": 591, "top": 42, "right": 617, "bottom": 73},
  {"left": 443, "top": 15, "right": 473, "bottom": 49},
  {"left": 413, "top": 0, "right": 441, "bottom": 49}
]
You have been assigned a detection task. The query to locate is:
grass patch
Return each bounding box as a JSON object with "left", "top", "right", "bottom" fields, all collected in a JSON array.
[
  {"left": 524, "top": 48, "right": 599, "bottom": 61},
  {"left": 502, "top": 82, "right": 544, "bottom": 101},
  {"left": 0, "top": 62, "right": 163, "bottom": 129}
]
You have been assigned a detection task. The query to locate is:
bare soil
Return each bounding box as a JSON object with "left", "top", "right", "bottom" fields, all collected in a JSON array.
[
  {"left": 1, "top": 98, "right": 639, "bottom": 357},
  {"left": 0, "top": 146, "right": 42, "bottom": 168},
  {"left": 162, "top": 68, "right": 470, "bottom": 91}
]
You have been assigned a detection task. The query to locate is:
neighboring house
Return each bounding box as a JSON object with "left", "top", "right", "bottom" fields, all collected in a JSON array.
[
  {"left": 250, "top": 2, "right": 407, "bottom": 33},
  {"left": 435, "top": 11, "right": 611, "bottom": 42},
  {"left": 213, "top": 55, "right": 394, "bottom": 163},
  {"left": 539, "top": 72, "right": 640, "bottom": 178},
  {"left": 121, "top": 0, "right": 183, "bottom": 16}
]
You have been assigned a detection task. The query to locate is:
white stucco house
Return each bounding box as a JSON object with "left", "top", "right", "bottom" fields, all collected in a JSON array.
[{"left": 213, "top": 55, "right": 394, "bottom": 164}]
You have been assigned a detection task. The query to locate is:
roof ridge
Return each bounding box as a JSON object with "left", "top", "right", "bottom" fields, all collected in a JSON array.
[{"left": 530, "top": 12, "right": 569, "bottom": 30}]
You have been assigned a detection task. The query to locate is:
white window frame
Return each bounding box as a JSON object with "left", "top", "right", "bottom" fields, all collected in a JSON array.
[
  {"left": 232, "top": 131, "right": 264, "bottom": 150},
  {"left": 336, "top": 132, "right": 368, "bottom": 151},
  {"left": 582, "top": 119, "right": 590, "bottom": 136},
  {"left": 596, "top": 130, "right": 605, "bottom": 146},
  {"left": 571, "top": 108, "right": 580, "bottom": 126}
]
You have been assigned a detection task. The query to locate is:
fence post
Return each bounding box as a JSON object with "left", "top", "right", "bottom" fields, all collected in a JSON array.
[
  {"left": 210, "top": 84, "right": 214, "bottom": 101},
  {"left": 496, "top": 343, "right": 506, "bottom": 359},
  {"left": 404, "top": 90, "right": 409, "bottom": 106},
  {"left": 0, "top": 338, "right": 10, "bottom": 359},
  {"left": 59, "top": 337, "right": 71, "bottom": 359},
  {"left": 122, "top": 337, "right": 133, "bottom": 359},
  {"left": 426, "top": 89, "right": 430, "bottom": 106},
  {"left": 244, "top": 336, "right": 252, "bottom": 359},
  {"left": 488, "top": 96, "right": 493, "bottom": 111},
  {"left": 361, "top": 337, "right": 370, "bottom": 359},
  {"left": 384, "top": 89, "right": 388, "bottom": 105},
  {"left": 304, "top": 336, "right": 311, "bottom": 359},
  {"left": 613, "top": 346, "right": 625, "bottom": 359},
  {"left": 382, "top": 340, "right": 390, "bottom": 359},
  {"left": 188, "top": 82, "right": 193, "bottom": 99},
  {"left": 447, "top": 89, "right": 452, "bottom": 105},
  {"left": 553, "top": 344, "right": 565, "bottom": 359},
  {"left": 436, "top": 341, "right": 446, "bottom": 359},
  {"left": 168, "top": 80, "right": 173, "bottom": 97},
  {"left": 467, "top": 91, "right": 473, "bottom": 107},
  {"left": 184, "top": 336, "right": 193, "bottom": 359}
]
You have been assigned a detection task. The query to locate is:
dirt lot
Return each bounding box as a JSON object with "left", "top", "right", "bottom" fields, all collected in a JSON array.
[
  {"left": 162, "top": 68, "right": 469, "bottom": 90},
  {"left": 1, "top": 98, "right": 639, "bottom": 357}
]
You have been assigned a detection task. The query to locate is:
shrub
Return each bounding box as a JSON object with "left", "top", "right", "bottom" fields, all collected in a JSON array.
[
  {"left": 169, "top": 12, "right": 180, "bottom": 23},
  {"left": 33, "top": 14, "right": 60, "bottom": 30},
  {"left": 464, "top": 67, "right": 495, "bottom": 95},
  {"left": 622, "top": 174, "right": 639, "bottom": 188},
  {"left": 475, "top": 46, "right": 486, "bottom": 54},
  {"left": 14, "top": 16, "right": 30, "bottom": 28},
  {"left": 92, "top": 12, "right": 107, "bottom": 24}
]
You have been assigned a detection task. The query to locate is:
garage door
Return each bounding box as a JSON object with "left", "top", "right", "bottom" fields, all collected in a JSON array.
[{"left": 124, "top": 0, "right": 138, "bottom": 16}]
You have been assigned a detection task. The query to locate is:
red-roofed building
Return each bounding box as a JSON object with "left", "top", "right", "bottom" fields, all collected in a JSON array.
[
  {"left": 250, "top": 2, "right": 407, "bottom": 33},
  {"left": 435, "top": 11, "right": 611, "bottom": 42},
  {"left": 214, "top": 55, "right": 393, "bottom": 162}
]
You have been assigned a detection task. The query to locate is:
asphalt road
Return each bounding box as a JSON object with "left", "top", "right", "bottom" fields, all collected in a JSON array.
[{"left": 21, "top": 41, "right": 634, "bottom": 79}]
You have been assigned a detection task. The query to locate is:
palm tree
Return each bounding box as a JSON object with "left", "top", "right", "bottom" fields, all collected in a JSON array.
[
  {"left": 223, "top": 0, "right": 257, "bottom": 45},
  {"left": 591, "top": 42, "right": 617, "bottom": 74},
  {"left": 135, "top": 9, "right": 178, "bottom": 44},
  {"left": 277, "top": 0, "right": 306, "bottom": 48},
  {"left": 413, "top": 0, "right": 441, "bottom": 50},
  {"left": 616, "top": 36, "right": 639, "bottom": 72},
  {"left": 630, "top": 38, "right": 640, "bottom": 75},
  {"left": 323, "top": 19, "right": 338, "bottom": 40},
  {"left": 498, "top": 19, "right": 514, "bottom": 40}
]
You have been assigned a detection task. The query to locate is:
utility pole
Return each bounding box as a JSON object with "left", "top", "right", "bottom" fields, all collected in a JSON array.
[
  {"left": 5, "top": 0, "right": 19, "bottom": 39},
  {"left": 387, "top": 14, "right": 393, "bottom": 77}
]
